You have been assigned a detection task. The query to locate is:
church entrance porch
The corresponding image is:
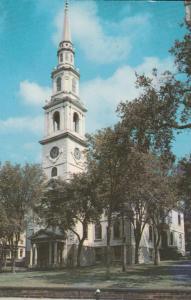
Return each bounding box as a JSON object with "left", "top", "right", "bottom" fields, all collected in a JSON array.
[{"left": 29, "top": 229, "right": 65, "bottom": 269}]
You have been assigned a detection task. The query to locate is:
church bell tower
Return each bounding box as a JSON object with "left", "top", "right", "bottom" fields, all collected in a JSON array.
[{"left": 40, "top": 0, "right": 87, "bottom": 180}]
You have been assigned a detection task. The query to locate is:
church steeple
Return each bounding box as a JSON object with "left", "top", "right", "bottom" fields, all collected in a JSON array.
[
  {"left": 50, "top": 0, "right": 81, "bottom": 100},
  {"left": 63, "top": 0, "right": 72, "bottom": 42},
  {"left": 40, "top": 0, "right": 86, "bottom": 183},
  {"left": 57, "top": 0, "right": 75, "bottom": 67}
]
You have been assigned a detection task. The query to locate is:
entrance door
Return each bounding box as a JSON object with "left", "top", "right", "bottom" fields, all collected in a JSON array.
[
  {"left": 161, "top": 231, "right": 168, "bottom": 248},
  {"left": 37, "top": 243, "right": 49, "bottom": 268}
]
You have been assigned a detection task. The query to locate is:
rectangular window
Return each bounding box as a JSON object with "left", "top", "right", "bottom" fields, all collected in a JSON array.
[
  {"left": 149, "top": 226, "right": 153, "bottom": 242},
  {"left": 84, "top": 224, "right": 88, "bottom": 240},
  {"left": 95, "top": 247, "right": 103, "bottom": 262},
  {"left": 20, "top": 248, "right": 23, "bottom": 258},
  {"left": 113, "top": 246, "right": 122, "bottom": 261},
  {"left": 65, "top": 52, "right": 69, "bottom": 61},
  {"left": 95, "top": 223, "right": 102, "bottom": 240},
  {"left": 179, "top": 234, "right": 182, "bottom": 248},
  {"left": 178, "top": 214, "right": 181, "bottom": 226},
  {"left": 113, "top": 220, "right": 121, "bottom": 240}
]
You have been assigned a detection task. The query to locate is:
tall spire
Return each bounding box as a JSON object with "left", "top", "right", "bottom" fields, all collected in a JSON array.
[{"left": 63, "top": 0, "right": 72, "bottom": 42}]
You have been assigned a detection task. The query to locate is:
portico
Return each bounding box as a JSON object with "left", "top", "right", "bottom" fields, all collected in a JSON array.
[{"left": 29, "top": 229, "right": 65, "bottom": 269}]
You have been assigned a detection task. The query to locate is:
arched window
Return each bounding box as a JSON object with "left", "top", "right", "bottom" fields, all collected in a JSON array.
[
  {"left": 113, "top": 220, "right": 121, "bottom": 240},
  {"left": 149, "top": 225, "right": 153, "bottom": 242},
  {"left": 51, "top": 167, "right": 57, "bottom": 177},
  {"left": 170, "top": 232, "right": 174, "bottom": 245},
  {"left": 53, "top": 111, "right": 60, "bottom": 131},
  {"left": 72, "top": 78, "right": 76, "bottom": 93},
  {"left": 73, "top": 112, "right": 79, "bottom": 133},
  {"left": 56, "top": 77, "right": 61, "bottom": 92},
  {"left": 60, "top": 53, "right": 63, "bottom": 63},
  {"left": 95, "top": 223, "right": 102, "bottom": 240}
]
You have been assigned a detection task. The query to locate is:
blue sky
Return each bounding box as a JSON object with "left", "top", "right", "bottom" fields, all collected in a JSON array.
[{"left": 0, "top": 0, "right": 190, "bottom": 164}]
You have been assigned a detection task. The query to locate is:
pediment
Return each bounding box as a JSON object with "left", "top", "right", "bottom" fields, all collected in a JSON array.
[{"left": 29, "top": 229, "right": 65, "bottom": 241}]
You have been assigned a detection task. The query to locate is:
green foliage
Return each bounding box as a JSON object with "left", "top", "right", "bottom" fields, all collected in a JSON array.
[
  {"left": 0, "top": 162, "right": 45, "bottom": 270},
  {"left": 39, "top": 172, "right": 102, "bottom": 266},
  {"left": 177, "top": 155, "right": 191, "bottom": 218},
  {"left": 117, "top": 24, "right": 191, "bottom": 157}
]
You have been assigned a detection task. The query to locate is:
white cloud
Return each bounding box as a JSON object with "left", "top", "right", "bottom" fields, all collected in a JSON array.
[
  {"left": 19, "top": 80, "right": 51, "bottom": 106},
  {"left": 0, "top": 116, "right": 43, "bottom": 134},
  {"left": 53, "top": 1, "right": 150, "bottom": 64},
  {"left": 81, "top": 56, "right": 174, "bottom": 132}
]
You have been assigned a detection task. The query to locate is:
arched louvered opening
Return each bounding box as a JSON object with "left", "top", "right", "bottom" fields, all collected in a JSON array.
[
  {"left": 73, "top": 112, "right": 79, "bottom": 133},
  {"left": 56, "top": 77, "right": 61, "bottom": 92},
  {"left": 53, "top": 111, "right": 60, "bottom": 131}
]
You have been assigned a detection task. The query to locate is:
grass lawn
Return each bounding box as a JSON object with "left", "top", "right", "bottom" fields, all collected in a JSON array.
[{"left": 0, "top": 260, "right": 191, "bottom": 289}]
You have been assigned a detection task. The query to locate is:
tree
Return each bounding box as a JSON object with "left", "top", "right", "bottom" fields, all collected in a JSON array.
[
  {"left": 0, "top": 204, "right": 9, "bottom": 272},
  {"left": 87, "top": 127, "right": 130, "bottom": 274},
  {"left": 0, "top": 162, "right": 45, "bottom": 272},
  {"left": 177, "top": 155, "right": 191, "bottom": 215},
  {"left": 144, "top": 157, "right": 178, "bottom": 265},
  {"left": 120, "top": 150, "right": 152, "bottom": 265},
  {"left": 117, "top": 24, "right": 191, "bottom": 155},
  {"left": 115, "top": 22, "right": 190, "bottom": 265},
  {"left": 177, "top": 155, "right": 191, "bottom": 252},
  {"left": 115, "top": 147, "right": 178, "bottom": 265},
  {"left": 39, "top": 172, "right": 102, "bottom": 267}
]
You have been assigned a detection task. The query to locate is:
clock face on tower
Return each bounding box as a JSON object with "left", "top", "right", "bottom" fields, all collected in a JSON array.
[{"left": 50, "top": 146, "right": 59, "bottom": 159}]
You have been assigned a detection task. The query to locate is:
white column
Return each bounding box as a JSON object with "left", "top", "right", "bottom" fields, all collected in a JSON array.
[
  {"left": 65, "top": 105, "right": 70, "bottom": 131},
  {"left": 69, "top": 106, "right": 72, "bottom": 131},
  {"left": 49, "top": 242, "right": 52, "bottom": 266},
  {"left": 63, "top": 239, "right": 67, "bottom": 265},
  {"left": 33, "top": 244, "right": 37, "bottom": 266},
  {"left": 54, "top": 242, "right": 58, "bottom": 266},
  {"left": 46, "top": 112, "right": 49, "bottom": 136},
  {"left": 61, "top": 107, "right": 64, "bottom": 131},
  {"left": 29, "top": 247, "right": 33, "bottom": 267}
]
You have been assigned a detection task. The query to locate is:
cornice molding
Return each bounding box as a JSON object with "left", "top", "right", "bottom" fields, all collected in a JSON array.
[
  {"left": 43, "top": 96, "right": 87, "bottom": 112},
  {"left": 39, "top": 131, "right": 87, "bottom": 147},
  {"left": 51, "top": 65, "right": 80, "bottom": 78}
]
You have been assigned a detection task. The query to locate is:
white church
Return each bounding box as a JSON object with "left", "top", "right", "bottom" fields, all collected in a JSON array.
[{"left": 26, "top": 1, "right": 185, "bottom": 268}]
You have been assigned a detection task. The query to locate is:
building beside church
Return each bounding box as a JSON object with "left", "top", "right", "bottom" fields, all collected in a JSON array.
[
  {"left": 185, "top": 0, "right": 191, "bottom": 25},
  {"left": 27, "top": 1, "right": 186, "bottom": 269}
]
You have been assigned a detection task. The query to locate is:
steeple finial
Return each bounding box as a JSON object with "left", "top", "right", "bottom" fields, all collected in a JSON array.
[{"left": 63, "top": 0, "right": 72, "bottom": 42}]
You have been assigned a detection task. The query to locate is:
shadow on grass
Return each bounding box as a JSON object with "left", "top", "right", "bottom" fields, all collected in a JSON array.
[{"left": 26, "top": 260, "right": 191, "bottom": 288}]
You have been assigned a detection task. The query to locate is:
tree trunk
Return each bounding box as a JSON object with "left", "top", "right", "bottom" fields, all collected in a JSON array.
[
  {"left": 11, "top": 241, "right": 18, "bottom": 273},
  {"left": 135, "top": 243, "right": 140, "bottom": 264},
  {"left": 153, "top": 228, "right": 161, "bottom": 265},
  {"left": 154, "top": 246, "right": 160, "bottom": 265},
  {"left": 0, "top": 254, "right": 3, "bottom": 273},
  {"left": 122, "top": 212, "right": 127, "bottom": 272},
  {"left": 122, "top": 243, "right": 127, "bottom": 271},
  {"left": 106, "top": 218, "right": 112, "bottom": 278},
  {"left": 11, "top": 247, "right": 16, "bottom": 273},
  {"left": 76, "top": 239, "right": 84, "bottom": 267}
]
